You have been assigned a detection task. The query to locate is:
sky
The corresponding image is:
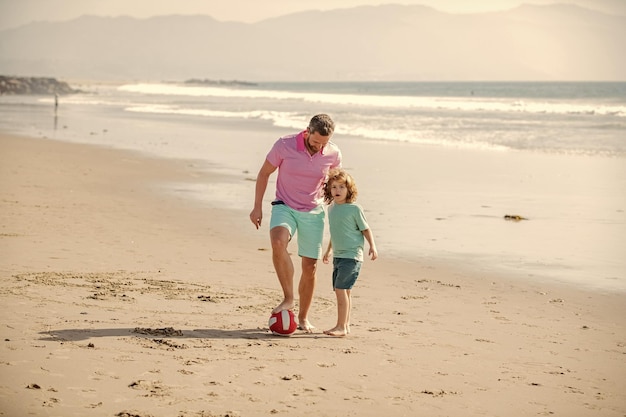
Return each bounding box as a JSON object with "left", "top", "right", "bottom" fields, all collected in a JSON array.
[{"left": 0, "top": 0, "right": 623, "bottom": 31}]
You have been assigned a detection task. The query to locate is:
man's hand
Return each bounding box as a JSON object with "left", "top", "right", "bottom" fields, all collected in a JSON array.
[{"left": 249, "top": 208, "right": 262, "bottom": 229}]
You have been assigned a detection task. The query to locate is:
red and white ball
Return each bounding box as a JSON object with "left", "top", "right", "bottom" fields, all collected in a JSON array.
[{"left": 268, "top": 310, "right": 297, "bottom": 336}]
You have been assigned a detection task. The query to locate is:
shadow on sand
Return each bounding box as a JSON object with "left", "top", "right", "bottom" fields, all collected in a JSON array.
[{"left": 38, "top": 326, "right": 318, "bottom": 341}]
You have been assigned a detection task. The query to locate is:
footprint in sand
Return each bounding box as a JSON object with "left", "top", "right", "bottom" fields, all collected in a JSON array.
[{"left": 132, "top": 327, "right": 183, "bottom": 336}]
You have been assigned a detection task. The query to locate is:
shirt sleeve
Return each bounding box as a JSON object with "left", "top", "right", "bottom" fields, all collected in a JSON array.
[
  {"left": 354, "top": 204, "right": 369, "bottom": 231},
  {"left": 266, "top": 138, "right": 284, "bottom": 168}
]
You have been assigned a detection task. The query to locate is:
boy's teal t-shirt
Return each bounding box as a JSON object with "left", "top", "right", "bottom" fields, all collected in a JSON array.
[{"left": 327, "top": 202, "right": 369, "bottom": 261}]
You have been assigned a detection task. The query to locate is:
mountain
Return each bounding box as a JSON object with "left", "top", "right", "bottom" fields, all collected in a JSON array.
[{"left": 0, "top": 4, "right": 624, "bottom": 81}]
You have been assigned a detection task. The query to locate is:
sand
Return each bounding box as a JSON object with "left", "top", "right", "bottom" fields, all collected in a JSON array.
[{"left": 0, "top": 133, "right": 625, "bottom": 417}]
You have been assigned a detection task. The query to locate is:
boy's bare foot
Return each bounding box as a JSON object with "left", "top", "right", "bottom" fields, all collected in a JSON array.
[
  {"left": 272, "top": 300, "right": 295, "bottom": 314},
  {"left": 324, "top": 327, "right": 348, "bottom": 337},
  {"left": 297, "top": 319, "right": 315, "bottom": 333}
]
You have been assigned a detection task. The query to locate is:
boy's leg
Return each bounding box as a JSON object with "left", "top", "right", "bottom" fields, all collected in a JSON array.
[
  {"left": 324, "top": 288, "right": 349, "bottom": 337},
  {"left": 335, "top": 288, "right": 350, "bottom": 329},
  {"left": 346, "top": 289, "right": 352, "bottom": 334}
]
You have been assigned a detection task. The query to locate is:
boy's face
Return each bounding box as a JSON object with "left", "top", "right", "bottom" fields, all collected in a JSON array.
[{"left": 330, "top": 180, "right": 348, "bottom": 204}]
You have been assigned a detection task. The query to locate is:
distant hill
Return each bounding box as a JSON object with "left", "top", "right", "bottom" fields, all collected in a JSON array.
[{"left": 0, "top": 4, "right": 624, "bottom": 81}]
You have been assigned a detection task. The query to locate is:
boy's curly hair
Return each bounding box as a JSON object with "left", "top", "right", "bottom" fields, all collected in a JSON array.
[{"left": 323, "top": 168, "right": 358, "bottom": 204}]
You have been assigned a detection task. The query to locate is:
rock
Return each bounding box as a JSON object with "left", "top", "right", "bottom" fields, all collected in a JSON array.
[
  {"left": 504, "top": 214, "right": 528, "bottom": 221},
  {"left": 0, "top": 75, "right": 80, "bottom": 95},
  {"left": 184, "top": 78, "right": 257, "bottom": 87}
]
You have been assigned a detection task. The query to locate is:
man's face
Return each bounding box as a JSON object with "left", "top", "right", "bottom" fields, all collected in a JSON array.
[{"left": 305, "top": 129, "right": 331, "bottom": 153}]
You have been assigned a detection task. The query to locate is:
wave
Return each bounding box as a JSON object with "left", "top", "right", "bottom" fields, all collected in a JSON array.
[
  {"left": 124, "top": 105, "right": 515, "bottom": 152},
  {"left": 41, "top": 84, "right": 622, "bottom": 156},
  {"left": 124, "top": 103, "right": 624, "bottom": 156},
  {"left": 118, "top": 83, "right": 626, "bottom": 118},
  {"left": 125, "top": 105, "right": 302, "bottom": 128}
]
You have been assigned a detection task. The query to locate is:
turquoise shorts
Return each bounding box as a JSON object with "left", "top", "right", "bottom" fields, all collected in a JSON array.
[{"left": 270, "top": 203, "right": 325, "bottom": 259}]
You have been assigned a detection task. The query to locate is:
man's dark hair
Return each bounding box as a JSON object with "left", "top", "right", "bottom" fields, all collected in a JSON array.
[{"left": 308, "top": 114, "right": 335, "bottom": 136}]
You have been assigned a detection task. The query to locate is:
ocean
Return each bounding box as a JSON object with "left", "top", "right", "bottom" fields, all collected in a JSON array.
[
  {"left": 1, "top": 81, "right": 625, "bottom": 292},
  {"left": 4, "top": 80, "right": 624, "bottom": 155},
  {"left": 117, "top": 81, "right": 626, "bottom": 155}
]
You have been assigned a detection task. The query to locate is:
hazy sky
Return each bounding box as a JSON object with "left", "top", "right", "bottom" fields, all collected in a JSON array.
[{"left": 0, "top": 0, "right": 623, "bottom": 30}]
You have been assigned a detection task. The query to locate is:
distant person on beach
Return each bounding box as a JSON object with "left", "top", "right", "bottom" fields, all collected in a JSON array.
[
  {"left": 322, "top": 168, "right": 377, "bottom": 337},
  {"left": 250, "top": 114, "right": 342, "bottom": 333},
  {"left": 54, "top": 93, "right": 58, "bottom": 112}
]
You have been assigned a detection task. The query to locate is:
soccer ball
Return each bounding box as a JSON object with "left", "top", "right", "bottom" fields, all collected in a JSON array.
[{"left": 268, "top": 310, "right": 297, "bottom": 336}]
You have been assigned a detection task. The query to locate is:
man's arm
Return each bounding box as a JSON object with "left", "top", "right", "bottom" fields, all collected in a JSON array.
[{"left": 249, "top": 159, "right": 277, "bottom": 229}]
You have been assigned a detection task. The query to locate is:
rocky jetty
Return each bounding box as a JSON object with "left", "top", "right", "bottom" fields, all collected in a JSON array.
[
  {"left": 0, "top": 76, "right": 79, "bottom": 95},
  {"left": 184, "top": 78, "right": 257, "bottom": 87}
]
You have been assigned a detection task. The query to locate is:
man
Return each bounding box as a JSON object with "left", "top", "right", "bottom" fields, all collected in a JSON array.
[{"left": 250, "top": 114, "right": 342, "bottom": 333}]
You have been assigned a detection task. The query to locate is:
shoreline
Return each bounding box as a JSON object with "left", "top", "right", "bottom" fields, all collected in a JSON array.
[
  {"left": 1, "top": 132, "right": 625, "bottom": 416},
  {"left": 3, "top": 93, "right": 624, "bottom": 293},
  {"left": 2, "top": 84, "right": 625, "bottom": 296}
]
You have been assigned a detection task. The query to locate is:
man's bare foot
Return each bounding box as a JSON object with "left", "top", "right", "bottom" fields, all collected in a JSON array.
[
  {"left": 324, "top": 327, "right": 348, "bottom": 337},
  {"left": 297, "top": 318, "right": 315, "bottom": 333},
  {"left": 272, "top": 300, "right": 295, "bottom": 314}
]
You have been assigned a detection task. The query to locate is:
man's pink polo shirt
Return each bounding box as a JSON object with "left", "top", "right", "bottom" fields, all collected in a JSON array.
[{"left": 266, "top": 130, "right": 342, "bottom": 212}]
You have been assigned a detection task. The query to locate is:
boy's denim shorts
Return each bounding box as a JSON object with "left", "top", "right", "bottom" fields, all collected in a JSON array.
[
  {"left": 332, "top": 258, "right": 362, "bottom": 290},
  {"left": 270, "top": 202, "right": 325, "bottom": 259}
]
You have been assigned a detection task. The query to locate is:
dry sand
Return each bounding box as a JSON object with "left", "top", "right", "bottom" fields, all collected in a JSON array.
[{"left": 0, "top": 133, "right": 624, "bottom": 417}]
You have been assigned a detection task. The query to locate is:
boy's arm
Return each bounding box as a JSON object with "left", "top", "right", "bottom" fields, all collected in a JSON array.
[
  {"left": 323, "top": 240, "right": 333, "bottom": 264},
  {"left": 362, "top": 229, "right": 378, "bottom": 260}
]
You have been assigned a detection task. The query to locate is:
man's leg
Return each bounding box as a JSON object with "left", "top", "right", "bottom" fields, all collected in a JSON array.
[
  {"left": 297, "top": 256, "right": 318, "bottom": 332},
  {"left": 270, "top": 226, "right": 295, "bottom": 313}
]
